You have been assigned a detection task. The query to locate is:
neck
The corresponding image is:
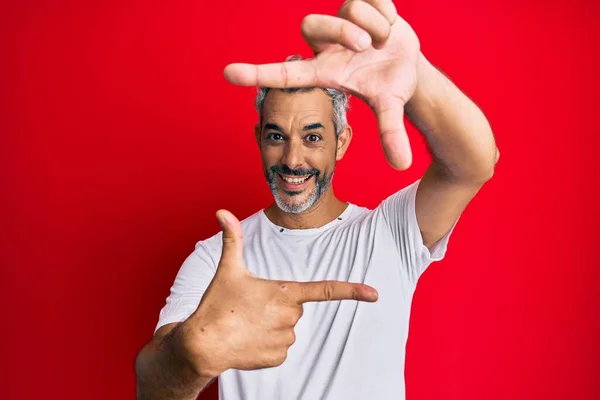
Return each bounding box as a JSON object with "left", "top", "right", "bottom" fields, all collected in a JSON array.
[{"left": 263, "top": 187, "right": 348, "bottom": 229}]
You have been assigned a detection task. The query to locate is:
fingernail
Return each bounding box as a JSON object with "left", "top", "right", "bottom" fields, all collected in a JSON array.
[{"left": 357, "top": 34, "right": 370, "bottom": 50}]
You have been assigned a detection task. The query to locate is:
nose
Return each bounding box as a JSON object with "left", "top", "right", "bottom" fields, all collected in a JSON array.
[{"left": 281, "top": 137, "right": 305, "bottom": 171}]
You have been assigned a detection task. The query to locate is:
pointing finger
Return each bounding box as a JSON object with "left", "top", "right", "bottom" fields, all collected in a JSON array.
[{"left": 288, "top": 280, "right": 379, "bottom": 304}]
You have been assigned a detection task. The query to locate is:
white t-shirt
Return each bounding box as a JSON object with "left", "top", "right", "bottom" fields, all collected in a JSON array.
[{"left": 155, "top": 180, "right": 456, "bottom": 400}]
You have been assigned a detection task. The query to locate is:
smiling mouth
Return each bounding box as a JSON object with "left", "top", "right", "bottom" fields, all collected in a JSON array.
[
  {"left": 278, "top": 173, "right": 313, "bottom": 185},
  {"left": 277, "top": 173, "right": 313, "bottom": 188}
]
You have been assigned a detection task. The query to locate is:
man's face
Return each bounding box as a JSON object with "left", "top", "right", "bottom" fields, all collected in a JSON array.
[{"left": 256, "top": 89, "right": 341, "bottom": 214}]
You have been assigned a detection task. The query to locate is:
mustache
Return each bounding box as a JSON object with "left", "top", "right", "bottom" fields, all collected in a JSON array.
[{"left": 270, "top": 165, "right": 320, "bottom": 177}]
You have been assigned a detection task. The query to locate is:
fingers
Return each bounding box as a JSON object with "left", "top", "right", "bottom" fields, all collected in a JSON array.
[
  {"left": 301, "top": 14, "right": 372, "bottom": 53},
  {"left": 337, "top": 1, "right": 392, "bottom": 48},
  {"left": 289, "top": 280, "right": 379, "bottom": 304},
  {"left": 300, "top": 0, "right": 398, "bottom": 53},
  {"left": 223, "top": 60, "right": 318, "bottom": 89},
  {"left": 223, "top": 0, "right": 401, "bottom": 88},
  {"left": 351, "top": 0, "right": 398, "bottom": 26},
  {"left": 373, "top": 96, "right": 413, "bottom": 170},
  {"left": 216, "top": 209, "right": 244, "bottom": 267}
]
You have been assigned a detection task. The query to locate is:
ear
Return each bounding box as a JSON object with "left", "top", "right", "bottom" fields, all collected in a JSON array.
[
  {"left": 254, "top": 123, "right": 261, "bottom": 147},
  {"left": 335, "top": 125, "right": 353, "bottom": 161}
]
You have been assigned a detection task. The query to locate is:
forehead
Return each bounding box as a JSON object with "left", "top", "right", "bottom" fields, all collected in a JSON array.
[{"left": 262, "top": 89, "right": 333, "bottom": 128}]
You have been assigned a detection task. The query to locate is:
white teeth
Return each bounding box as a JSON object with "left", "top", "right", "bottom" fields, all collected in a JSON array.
[{"left": 281, "top": 174, "right": 310, "bottom": 184}]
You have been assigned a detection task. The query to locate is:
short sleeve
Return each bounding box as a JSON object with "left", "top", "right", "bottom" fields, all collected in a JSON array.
[
  {"left": 376, "top": 179, "right": 458, "bottom": 286},
  {"left": 154, "top": 241, "right": 218, "bottom": 334}
]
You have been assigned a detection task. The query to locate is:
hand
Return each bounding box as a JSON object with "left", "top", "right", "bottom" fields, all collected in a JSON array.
[
  {"left": 178, "top": 209, "right": 379, "bottom": 377},
  {"left": 223, "top": 0, "right": 421, "bottom": 170}
]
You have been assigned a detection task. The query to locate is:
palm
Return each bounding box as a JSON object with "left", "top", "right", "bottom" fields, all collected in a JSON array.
[
  {"left": 308, "top": 20, "right": 419, "bottom": 110},
  {"left": 223, "top": 5, "right": 421, "bottom": 170}
]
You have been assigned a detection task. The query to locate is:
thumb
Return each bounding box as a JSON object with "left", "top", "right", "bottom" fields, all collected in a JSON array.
[
  {"left": 374, "top": 96, "right": 412, "bottom": 171},
  {"left": 216, "top": 209, "right": 244, "bottom": 269}
]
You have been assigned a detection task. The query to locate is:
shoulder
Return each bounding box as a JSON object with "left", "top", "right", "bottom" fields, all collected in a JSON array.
[
  {"left": 332, "top": 203, "right": 376, "bottom": 231},
  {"left": 340, "top": 181, "right": 420, "bottom": 235},
  {"left": 344, "top": 180, "right": 420, "bottom": 218},
  {"left": 368, "top": 180, "right": 421, "bottom": 223}
]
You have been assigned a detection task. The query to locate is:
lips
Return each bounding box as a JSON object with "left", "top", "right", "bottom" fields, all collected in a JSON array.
[{"left": 277, "top": 173, "right": 313, "bottom": 191}]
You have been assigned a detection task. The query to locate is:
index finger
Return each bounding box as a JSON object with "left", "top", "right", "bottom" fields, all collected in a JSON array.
[
  {"left": 223, "top": 60, "right": 320, "bottom": 88},
  {"left": 288, "top": 280, "right": 379, "bottom": 303}
]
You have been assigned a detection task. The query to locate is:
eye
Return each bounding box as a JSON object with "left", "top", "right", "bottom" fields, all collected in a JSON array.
[
  {"left": 306, "top": 134, "right": 321, "bottom": 142},
  {"left": 267, "top": 133, "right": 284, "bottom": 141}
]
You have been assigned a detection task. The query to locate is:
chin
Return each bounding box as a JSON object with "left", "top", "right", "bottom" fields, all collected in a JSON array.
[{"left": 274, "top": 192, "right": 317, "bottom": 214}]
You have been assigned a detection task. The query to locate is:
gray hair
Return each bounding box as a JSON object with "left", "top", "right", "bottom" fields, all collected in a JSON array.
[{"left": 254, "top": 55, "right": 350, "bottom": 137}]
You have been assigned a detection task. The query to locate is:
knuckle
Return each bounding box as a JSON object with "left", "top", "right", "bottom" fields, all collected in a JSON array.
[
  {"left": 222, "top": 236, "right": 236, "bottom": 244},
  {"left": 285, "top": 314, "right": 297, "bottom": 327},
  {"left": 280, "top": 63, "right": 289, "bottom": 88},
  {"left": 287, "top": 331, "right": 297, "bottom": 346},
  {"left": 278, "top": 313, "right": 294, "bottom": 328},
  {"left": 368, "top": 0, "right": 384, "bottom": 9},
  {"left": 221, "top": 236, "right": 243, "bottom": 249},
  {"left": 339, "top": 20, "right": 354, "bottom": 42},
  {"left": 377, "top": 23, "right": 392, "bottom": 41},
  {"left": 271, "top": 351, "right": 288, "bottom": 367},
  {"left": 293, "top": 306, "right": 304, "bottom": 324},
  {"left": 278, "top": 282, "right": 289, "bottom": 292},
  {"left": 278, "top": 305, "right": 302, "bottom": 327},
  {"left": 340, "top": 0, "right": 360, "bottom": 18},
  {"left": 347, "top": 0, "right": 362, "bottom": 17},
  {"left": 323, "top": 282, "right": 334, "bottom": 301},
  {"left": 276, "top": 283, "right": 296, "bottom": 306},
  {"left": 282, "top": 307, "right": 300, "bottom": 327}
]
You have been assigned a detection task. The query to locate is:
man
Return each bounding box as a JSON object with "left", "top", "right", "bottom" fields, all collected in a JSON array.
[{"left": 135, "top": 0, "right": 499, "bottom": 399}]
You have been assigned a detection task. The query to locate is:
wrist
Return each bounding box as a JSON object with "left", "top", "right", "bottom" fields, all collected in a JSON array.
[
  {"left": 169, "top": 321, "right": 223, "bottom": 380},
  {"left": 409, "top": 52, "right": 441, "bottom": 107}
]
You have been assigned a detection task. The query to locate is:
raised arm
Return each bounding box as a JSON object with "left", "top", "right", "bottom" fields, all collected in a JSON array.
[
  {"left": 406, "top": 53, "right": 499, "bottom": 250},
  {"left": 221, "top": 0, "right": 498, "bottom": 269}
]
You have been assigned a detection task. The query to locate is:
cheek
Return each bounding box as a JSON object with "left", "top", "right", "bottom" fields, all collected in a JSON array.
[
  {"left": 305, "top": 149, "right": 334, "bottom": 169},
  {"left": 261, "top": 147, "right": 281, "bottom": 165}
]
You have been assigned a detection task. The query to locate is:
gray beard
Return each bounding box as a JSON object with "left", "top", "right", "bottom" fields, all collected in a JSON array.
[{"left": 267, "top": 168, "right": 335, "bottom": 214}]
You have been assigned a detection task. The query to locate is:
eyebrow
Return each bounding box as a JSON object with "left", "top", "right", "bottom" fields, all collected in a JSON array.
[
  {"left": 264, "top": 123, "right": 325, "bottom": 132},
  {"left": 264, "top": 123, "right": 282, "bottom": 132},
  {"left": 303, "top": 123, "right": 324, "bottom": 131}
]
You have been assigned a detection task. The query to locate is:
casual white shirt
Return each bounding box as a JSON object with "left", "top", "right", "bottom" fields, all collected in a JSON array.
[{"left": 155, "top": 180, "right": 456, "bottom": 400}]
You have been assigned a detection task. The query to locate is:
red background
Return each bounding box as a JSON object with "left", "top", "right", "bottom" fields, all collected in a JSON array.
[{"left": 1, "top": 0, "right": 599, "bottom": 399}]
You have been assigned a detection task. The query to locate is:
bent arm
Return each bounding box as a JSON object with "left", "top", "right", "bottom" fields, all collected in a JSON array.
[
  {"left": 406, "top": 52, "right": 499, "bottom": 249},
  {"left": 135, "top": 323, "right": 216, "bottom": 400}
]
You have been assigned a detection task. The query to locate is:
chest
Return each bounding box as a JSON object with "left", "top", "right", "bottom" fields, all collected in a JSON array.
[
  {"left": 240, "top": 223, "right": 416, "bottom": 342},
  {"left": 221, "top": 228, "right": 414, "bottom": 399}
]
